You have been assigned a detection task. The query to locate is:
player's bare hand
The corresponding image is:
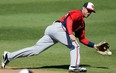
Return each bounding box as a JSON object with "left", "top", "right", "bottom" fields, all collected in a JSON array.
[{"left": 69, "top": 34, "right": 76, "bottom": 42}]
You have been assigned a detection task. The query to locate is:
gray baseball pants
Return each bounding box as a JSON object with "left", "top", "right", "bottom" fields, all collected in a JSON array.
[{"left": 7, "top": 22, "right": 80, "bottom": 69}]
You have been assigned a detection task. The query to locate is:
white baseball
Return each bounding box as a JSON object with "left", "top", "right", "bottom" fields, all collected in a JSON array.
[
  {"left": 107, "top": 51, "right": 112, "bottom": 56},
  {"left": 19, "top": 69, "right": 31, "bottom": 73}
]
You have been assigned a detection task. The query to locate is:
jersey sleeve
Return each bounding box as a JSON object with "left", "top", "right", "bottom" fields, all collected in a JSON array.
[
  {"left": 75, "top": 29, "right": 94, "bottom": 48},
  {"left": 66, "top": 16, "right": 73, "bottom": 34},
  {"left": 78, "top": 29, "right": 89, "bottom": 44},
  {"left": 66, "top": 11, "right": 82, "bottom": 35}
]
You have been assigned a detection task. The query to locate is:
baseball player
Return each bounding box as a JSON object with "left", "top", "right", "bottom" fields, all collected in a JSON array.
[{"left": 1, "top": 2, "right": 97, "bottom": 73}]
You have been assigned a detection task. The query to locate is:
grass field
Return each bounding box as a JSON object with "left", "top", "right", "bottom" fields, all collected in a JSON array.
[{"left": 0, "top": 0, "right": 116, "bottom": 73}]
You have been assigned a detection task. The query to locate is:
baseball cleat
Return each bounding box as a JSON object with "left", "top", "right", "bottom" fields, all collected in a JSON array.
[
  {"left": 1, "top": 51, "right": 10, "bottom": 69},
  {"left": 69, "top": 67, "right": 87, "bottom": 73}
]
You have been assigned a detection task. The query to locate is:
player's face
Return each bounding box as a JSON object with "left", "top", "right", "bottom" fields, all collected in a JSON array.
[{"left": 82, "top": 7, "right": 92, "bottom": 18}]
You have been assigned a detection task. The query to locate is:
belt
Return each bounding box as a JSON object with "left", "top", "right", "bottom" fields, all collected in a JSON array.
[
  {"left": 55, "top": 20, "right": 66, "bottom": 28},
  {"left": 55, "top": 20, "right": 61, "bottom": 23},
  {"left": 55, "top": 20, "right": 67, "bottom": 31}
]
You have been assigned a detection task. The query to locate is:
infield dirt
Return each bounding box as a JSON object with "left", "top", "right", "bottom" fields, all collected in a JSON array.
[{"left": 0, "top": 68, "right": 68, "bottom": 73}]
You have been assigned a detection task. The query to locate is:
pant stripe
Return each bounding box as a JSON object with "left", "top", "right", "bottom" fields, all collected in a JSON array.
[{"left": 74, "top": 41, "right": 79, "bottom": 66}]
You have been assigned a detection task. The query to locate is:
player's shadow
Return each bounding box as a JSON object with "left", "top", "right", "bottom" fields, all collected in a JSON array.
[
  {"left": 39, "top": 65, "right": 69, "bottom": 69},
  {"left": 11, "top": 64, "right": 109, "bottom": 70},
  {"left": 39, "top": 64, "right": 91, "bottom": 69},
  {"left": 39, "top": 64, "right": 108, "bottom": 69}
]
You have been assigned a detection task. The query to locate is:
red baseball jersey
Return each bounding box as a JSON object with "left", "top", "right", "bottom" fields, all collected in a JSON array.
[{"left": 58, "top": 10, "right": 94, "bottom": 47}]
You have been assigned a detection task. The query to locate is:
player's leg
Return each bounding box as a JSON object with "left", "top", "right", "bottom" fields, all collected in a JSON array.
[
  {"left": 50, "top": 22, "right": 80, "bottom": 66},
  {"left": 51, "top": 22, "right": 86, "bottom": 72},
  {"left": 1, "top": 34, "right": 57, "bottom": 68},
  {"left": 55, "top": 28, "right": 87, "bottom": 72},
  {"left": 9, "top": 35, "right": 57, "bottom": 60},
  {"left": 59, "top": 38, "right": 81, "bottom": 70},
  {"left": 68, "top": 41, "right": 80, "bottom": 70}
]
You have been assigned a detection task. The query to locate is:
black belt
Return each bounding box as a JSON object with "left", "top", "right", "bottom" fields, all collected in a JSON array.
[
  {"left": 55, "top": 20, "right": 61, "bottom": 22},
  {"left": 55, "top": 20, "right": 66, "bottom": 28}
]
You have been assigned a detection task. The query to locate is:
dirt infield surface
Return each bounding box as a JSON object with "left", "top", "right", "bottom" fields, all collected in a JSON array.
[{"left": 0, "top": 68, "right": 68, "bottom": 73}]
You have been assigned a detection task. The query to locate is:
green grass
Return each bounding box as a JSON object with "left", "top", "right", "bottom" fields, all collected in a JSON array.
[{"left": 0, "top": 0, "right": 116, "bottom": 73}]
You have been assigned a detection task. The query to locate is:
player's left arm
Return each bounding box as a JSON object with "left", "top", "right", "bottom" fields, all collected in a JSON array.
[
  {"left": 75, "top": 29, "right": 96, "bottom": 48},
  {"left": 75, "top": 28, "right": 112, "bottom": 55}
]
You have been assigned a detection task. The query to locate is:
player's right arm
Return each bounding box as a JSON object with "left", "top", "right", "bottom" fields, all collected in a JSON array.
[{"left": 66, "top": 15, "right": 76, "bottom": 42}]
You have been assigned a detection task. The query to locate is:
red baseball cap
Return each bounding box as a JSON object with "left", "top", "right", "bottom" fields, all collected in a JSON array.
[{"left": 83, "top": 2, "right": 95, "bottom": 13}]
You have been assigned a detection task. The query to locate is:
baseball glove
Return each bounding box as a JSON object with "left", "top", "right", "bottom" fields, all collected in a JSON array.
[{"left": 96, "top": 41, "right": 112, "bottom": 55}]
